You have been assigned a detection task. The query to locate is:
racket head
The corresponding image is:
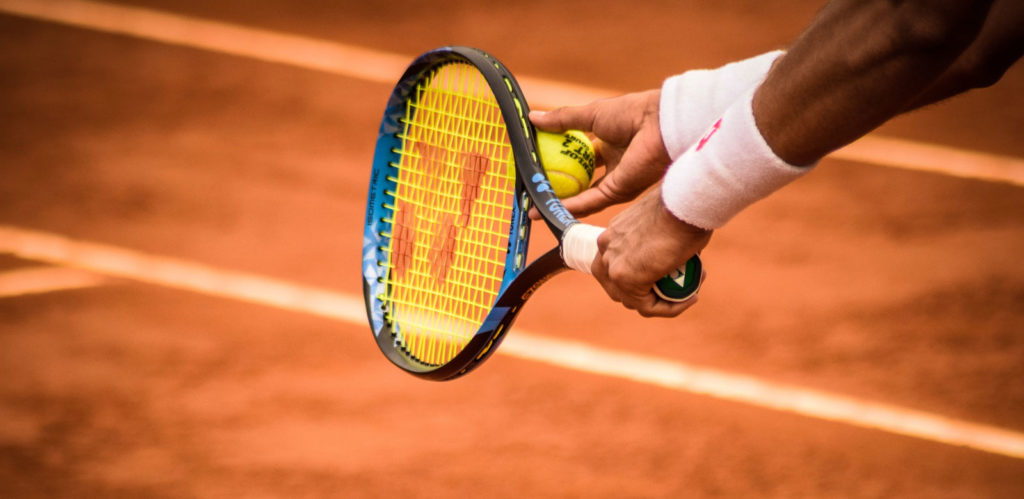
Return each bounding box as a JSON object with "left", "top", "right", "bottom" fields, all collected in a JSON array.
[{"left": 363, "top": 47, "right": 569, "bottom": 380}]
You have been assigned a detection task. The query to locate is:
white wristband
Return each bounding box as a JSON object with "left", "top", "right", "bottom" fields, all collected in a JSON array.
[
  {"left": 659, "top": 50, "right": 784, "bottom": 160},
  {"left": 661, "top": 88, "right": 813, "bottom": 230}
]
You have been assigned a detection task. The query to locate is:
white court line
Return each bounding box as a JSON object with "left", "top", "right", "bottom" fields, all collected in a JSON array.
[
  {"left": 0, "top": 265, "right": 107, "bottom": 297},
  {"left": 2, "top": 0, "right": 1023, "bottom": 186},
  {"left": 2, "top": 224, "right": 1023, "bottom": 460}
]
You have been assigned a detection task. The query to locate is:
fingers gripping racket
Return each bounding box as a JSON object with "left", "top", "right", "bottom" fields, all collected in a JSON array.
[{"left": 363, "top": 46, "right": 702, "bottom": 380}]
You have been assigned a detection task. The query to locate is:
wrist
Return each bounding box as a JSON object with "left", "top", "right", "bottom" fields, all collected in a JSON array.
[
  {"left": 659, "top": 50, "right": 785, "bottom": 160},
  {"left": 646, "top": 89, "right": 674, "bottom": 168},
  {"left": 655, "top": 186, "right": 710, "bottom": 239},
  {"left": 660, "top": 88, "right": 815, "bottom": 230}
]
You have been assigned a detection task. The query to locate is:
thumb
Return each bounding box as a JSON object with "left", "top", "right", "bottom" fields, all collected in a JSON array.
[
  {"left": 558, "top": 171, "right": 638, "bottom": 218},
  {"left": 560, "top": 141, "right": 667, "bottom": 218}
]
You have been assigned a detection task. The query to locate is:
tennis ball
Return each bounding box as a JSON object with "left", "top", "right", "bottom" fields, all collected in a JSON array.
[{"left": 537, "top": 130, "right": 595, "bottom": 198}]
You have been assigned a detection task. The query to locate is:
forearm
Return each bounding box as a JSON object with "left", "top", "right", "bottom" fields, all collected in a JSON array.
[{"left": 755, "top": 0, "right": 996, "bottom": 166}]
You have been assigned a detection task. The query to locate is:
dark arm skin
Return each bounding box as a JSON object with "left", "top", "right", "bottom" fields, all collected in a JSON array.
[
  {"left": 755, "top": 0, "right": 997, "bottom": 166},
  {"left": 532, "top": 0, "right": 1022, "bottom": 317}
]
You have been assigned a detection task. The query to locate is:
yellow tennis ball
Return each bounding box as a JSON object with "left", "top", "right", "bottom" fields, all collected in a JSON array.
[{"left": 537, "top": 130, "right": 595, "bottom": 198}]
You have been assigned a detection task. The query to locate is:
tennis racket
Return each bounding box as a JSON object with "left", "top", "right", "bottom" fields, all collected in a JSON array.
[{"left": 363, "top": 46, "right": 702, "bottom": 380}]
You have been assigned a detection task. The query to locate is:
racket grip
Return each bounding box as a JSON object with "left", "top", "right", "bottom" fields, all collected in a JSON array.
[{"left": 561, "top": 223, "right": 702, "bottom": 302}]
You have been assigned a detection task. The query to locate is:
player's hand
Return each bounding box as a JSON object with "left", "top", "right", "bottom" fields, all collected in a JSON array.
[
  {"left": 529, "top": 90, "right": 671, "bottom": 218},
  {"left": 591, "top": 186, "right": 712, "bottom": 317}
]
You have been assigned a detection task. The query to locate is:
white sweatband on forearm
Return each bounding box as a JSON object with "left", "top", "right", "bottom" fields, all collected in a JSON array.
[
  {"left": 659, "top": 50, "right": 784, "bottom": 160},
  {"left": 661, "top": 88, "right": 813, "bottom": 230}
]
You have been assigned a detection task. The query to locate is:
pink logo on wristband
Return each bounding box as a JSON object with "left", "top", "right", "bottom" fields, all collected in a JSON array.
[{"left": 696, "top": 118, "right": 722, "bottom": 152}]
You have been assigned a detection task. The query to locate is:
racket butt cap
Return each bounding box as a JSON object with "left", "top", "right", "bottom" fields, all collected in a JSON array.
[{"left": 652, "top": 258, "right": 702, "bottom": 302}]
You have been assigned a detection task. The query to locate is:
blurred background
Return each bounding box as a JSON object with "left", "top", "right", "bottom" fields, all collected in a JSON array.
[{"left": 1, "top": 0, "right": 1022, "bottom": 497}]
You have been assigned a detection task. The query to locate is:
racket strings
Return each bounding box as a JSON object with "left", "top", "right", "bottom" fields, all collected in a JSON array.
[{"left": 381, "top": 62, "right": 516, "bottom": 365}]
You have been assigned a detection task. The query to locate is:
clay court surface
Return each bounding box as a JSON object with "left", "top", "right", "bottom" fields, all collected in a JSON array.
[{"left": 2, "top": 1, "right": 1023, "bottom": 497}]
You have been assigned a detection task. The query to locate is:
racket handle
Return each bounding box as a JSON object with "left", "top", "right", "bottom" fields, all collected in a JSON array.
[{"left": 562, "top": 223, "right": 702, "bottom": 302}]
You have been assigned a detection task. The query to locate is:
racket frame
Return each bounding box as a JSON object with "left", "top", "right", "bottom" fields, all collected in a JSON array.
[{"left": 364, "top": 46, "right": 567, "bottom": 380}]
